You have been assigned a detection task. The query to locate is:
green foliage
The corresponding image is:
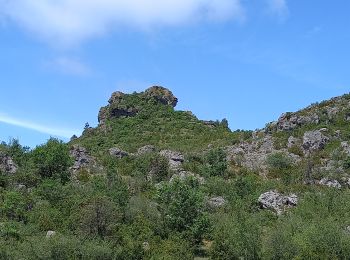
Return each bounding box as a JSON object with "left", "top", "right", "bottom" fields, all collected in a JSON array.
[
  {"left": 1, "top": 191, "right": 28, "bottom": 221},
  {"left": 203, "top": 148, "right": 228, "bottom": 177},
  {"left": 31, "top": 138, "right": 72, "bottom": 182},
  {"left": 157, "top": 178, "right": 210, "bottom": 242}
]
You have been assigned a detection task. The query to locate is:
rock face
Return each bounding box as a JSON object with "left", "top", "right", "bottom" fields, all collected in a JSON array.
[
  {"left": 70, "top": 145, "right": 96, "bottom": 173},
  {"left": 258, "top": 190, "right": 298, "bottom": 215},
  {"left": 302, "top": 130, "right": 329, "bottom": 154},
  {"left": 277, "top": 112, "right": 319, "bottom": 131},
  {"left": 0, "top": 152, "right": 17, "bottom": 174},
  {"left": 207, "top": 196, "right": 226, "bottom": 208},
  {"left": 144, "top": 86, "right": 178, "bottom": 107},
  {"left": 109, "top": 147, "right": 129, "bottom": 159},
  {"left": 226, "top": 135, "right": 300, "bottom": 174},
  {"left": 160, "top": 150, "right": 185, "bottom": 172}
]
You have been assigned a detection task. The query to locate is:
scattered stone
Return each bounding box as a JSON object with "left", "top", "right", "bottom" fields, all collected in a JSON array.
[
  {"left": 137, "top": 145, "right": 156, "bottom": 155},
  {"left": 258, "top": 190, "right": 298, "bottom": 215},
  {"left": 341, "top": 141, "right": 350, "bottom": 155},
  {"left": 160, "top": 150, "right": 185, "bottom": 172},
  {"left": 319, "top": 178, "right": 342, "bottom": 189},
  {"left": 207, "top": 196, "right": 226, "bottom": 208},
  {"left": 302, "top": 130, "right": 329, "bottom": 154},
  {"left": 0, "top": 152, "right": 18, "bottom": 174},
  {"left": 109, "top": 147, "right": 129, "bottom": 159},
  {"left": 142, "top": 242, "right": 150, "bottom": 251},
  {"left": 144, "top": 86, "right": 178, "bottom": 107},
  {"left": 46, "top": 231, "right": 56, "bottom": 238}
]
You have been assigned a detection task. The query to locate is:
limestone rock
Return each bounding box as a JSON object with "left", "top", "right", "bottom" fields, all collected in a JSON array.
[
  {"left": 160, "top": 150, "right": 184, "bottom": 172},
  {"left": 70, "top": 145, "right": 96, "bottom": 173},
  {"left": 46, "top": 231, "right": 56, "bottom": 238},
  {"left": 137, "top": 145, "right": 156, "bottom": 155},
  {"left": 144, "top": 86, "right": 178, "bottom": 107},
  {"left": 302, "top": 130, "right": 329, "bottom": 154},
  {"left": 0, "top": 152, "right": 17, "bottom": 174},
  {"left": 277, "top": 113, "right": 319, "bottom": 131},
  {"left": 109, "top": 147, "right": 129, "bottom": 159},
  {"left": 319, "top": 178, "right": 341, "bottom": 189},
  {"left": 258, "top": 190, "right": 298, "bottom": 215},
  {"left": 287, "top": 136, "right": 299, "bottom": 148},
  {"left": 207, "top": 196, "right": 226, "bottom": 208}
]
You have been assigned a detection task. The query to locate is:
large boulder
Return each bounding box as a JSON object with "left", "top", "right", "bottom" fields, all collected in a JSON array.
[
  {"left": 258, "top": 190, "right": 298, "bottom": 215},
  {"left": 0, "top": 152, "right": 17, "bottom": 174},
  {"left": 137, "top": 145, "right": 156, "bottom": 156},
  {"left": 319, "top": 178, "right": 342, "bottom": 189},
  {"left": 160, "top": 150, "right": 184, "bottom": 172},
  {"left": 109, "top": 147, "right": 129, "bottom": 159},
  {"left": 302, "top": 130, "right": 329, "bottom": 154},
  {"left": 144, "top": 86, "right": 178, "bottom": 107},
  {"left": 207, "top": 196, "right": 226, "bottom": 208}
]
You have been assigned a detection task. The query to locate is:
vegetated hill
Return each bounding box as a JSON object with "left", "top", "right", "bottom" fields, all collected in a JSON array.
[
  {"left": 73, "top": 86, "right": 247, "bottom": 155},
  {"left": 2, "top": 87, "right": 350, "bottom": 259}
]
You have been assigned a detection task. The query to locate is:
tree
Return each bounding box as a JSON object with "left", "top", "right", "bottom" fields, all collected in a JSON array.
[
  {"left": 157, "top": 178, "right": 210, "bottom": 242},
  {"left": 31, "top": 138, "right": 72, "bottom": 182}
]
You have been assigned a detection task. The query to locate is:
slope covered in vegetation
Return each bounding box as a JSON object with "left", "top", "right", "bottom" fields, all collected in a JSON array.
[{"left": 1, "top": 87, "right": 350, "bottom": 259}]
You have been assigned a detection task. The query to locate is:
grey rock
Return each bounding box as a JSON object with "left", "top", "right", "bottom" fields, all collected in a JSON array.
[
  {"left": 207, "top": 196, "right": 226, "bottom": 208},
  {"left": 70, "top": 145, "right": 96, "bottom": 173},
  {"left": 160, "top": 150, "right": 184, "bottom": 172},
  {"left": 341, "top": 141, "right": 350, "bottom": 155},
  {"left": 302, "top": 130, "right": 329, "bottom": 154},
  {"left": 144, "top": 86, "right": 178, "bottom": 107},
  {"left": 0, "top": 152, "right": 18, "bottom": 174},
  {"left": 319, "top": 178, "right": 341, "bottom": 189},
  {"left": 258, "top": 190, "right": 298, "bottom": 215},
  {"left": 109, "top": 147, "right": 129, "bottom": 159},
  {"left": 46, "top": 231, "right": 56, "bottom": 238},
  {"left": 170, "top": 171, "right": 205, "bottom": 184},
  {"left": 137, "top": 145, "right": 156, "bottom": 155},
  {"left": 287, "top": 136, "right": 299, "bottom": 148},
  {"left": 277, "top": 113, "right": 319, "bottom": 131}
]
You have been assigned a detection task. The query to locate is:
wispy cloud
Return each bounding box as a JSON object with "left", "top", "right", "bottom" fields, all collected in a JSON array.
[
  {"left": 0, "top": 113, "right": 79, "bottom": 138},
  {"left": 44, "top": 57, "right": 91, "bottom": 76},
  {"left": 0, "top": 0, "right": 244, "bottom": 47},
  {"left": 266, "top": 0, "right": 288, "bottom": 17}
]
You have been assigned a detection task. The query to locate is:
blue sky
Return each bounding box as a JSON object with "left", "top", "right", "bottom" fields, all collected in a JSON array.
[{"left": 0, "top": 0, "right": 349, "bottom": 148}]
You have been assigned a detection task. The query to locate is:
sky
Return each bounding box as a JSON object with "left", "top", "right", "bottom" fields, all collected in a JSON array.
[{"left": 0, "top": 0, "right": 349, "bottom": 148}]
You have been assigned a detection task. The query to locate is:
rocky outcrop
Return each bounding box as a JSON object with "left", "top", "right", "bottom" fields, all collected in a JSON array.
[
  {"left": 109, "top": 147, "right": 129, "bottom": 159},
  {"left": 258, "top": 190, "right": 298, "bottom": 215},
  {"left": 207, "top": 196, "right": 226, "bottom": 208},
  {"left": 160, "top": 150, "right": 185, "bottom": 172},
  {"left": 0, "top": 152, "right": 17, "bottom": 174},
  {"left": 302, "top": 129, "right": 329, "bottom": 154},
  {"left": 143, "top": 86, "right": 178, "bottom": 107},
  {"left": 70, "top": 145, "right": 96, "bottom": 173},
  {"left": 277, "top": 112, "right": 319, "bottom": 131},
  {"left": 226, "top": 135, "right": 300, "bottom": 174}
]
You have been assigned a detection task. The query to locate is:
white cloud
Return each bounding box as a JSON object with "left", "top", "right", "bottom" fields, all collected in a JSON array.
[
  {"left": 0, "top": 113, "right": 79, "bottom": 138},
  {"left": 266, "top": 0, "right": 288, "bottom": 17},
  {"left": 0, "top": 0, "right": 244, "bottom": 47},
  {"left": 44, "top": 57, "right": 91, "bottom": 76}
]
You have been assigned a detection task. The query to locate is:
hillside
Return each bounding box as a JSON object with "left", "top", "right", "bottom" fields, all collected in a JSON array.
[{"left": 1, "top": 87, "right": 350, "bottom": 259}]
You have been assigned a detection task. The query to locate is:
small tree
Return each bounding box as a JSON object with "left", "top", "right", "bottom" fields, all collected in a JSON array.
[
  {"left": 31, "top": 138, "right": 72, "bottom": 182},
  {"left": 203, "top": 148, "right": 228, "bottom": 177}
]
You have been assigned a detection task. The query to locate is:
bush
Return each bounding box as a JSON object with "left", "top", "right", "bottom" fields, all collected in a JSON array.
[
  {"left": 31, "top": 138, "right": 72, "bottom": 182},
  {"left": 203, "top": 148, "right": 227, "bottom": 177}
]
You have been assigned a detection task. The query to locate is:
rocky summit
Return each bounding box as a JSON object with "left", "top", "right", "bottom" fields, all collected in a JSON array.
[{"left": 3, "top": 87, "right": 350, "bottom": 259}]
